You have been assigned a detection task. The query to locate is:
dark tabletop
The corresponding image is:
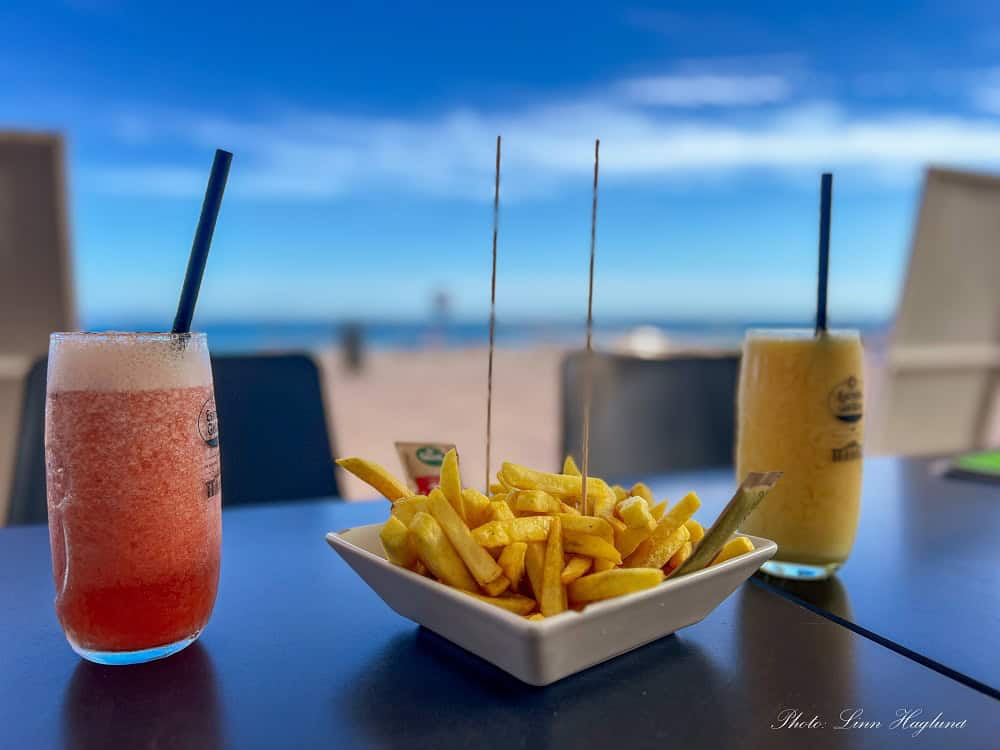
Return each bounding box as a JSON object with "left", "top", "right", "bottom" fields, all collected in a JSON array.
[
  {"left": 640, "top": 456, "right": 1000, "bottom": 699},
  {"left": 1, "top": 485, "right": 997, "bottom": 749}
]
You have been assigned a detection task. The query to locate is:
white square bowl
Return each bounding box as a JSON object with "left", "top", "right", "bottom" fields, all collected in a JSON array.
[{"left": 326, "top": 524, "right": 776, "bottom": 686}]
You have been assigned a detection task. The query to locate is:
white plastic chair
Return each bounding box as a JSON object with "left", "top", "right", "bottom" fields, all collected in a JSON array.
[{"left": 871, "top": 167, "right": 1000, "bottom": 455}]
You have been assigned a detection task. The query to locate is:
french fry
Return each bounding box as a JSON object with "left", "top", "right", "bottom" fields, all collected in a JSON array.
[
  {"left": 567, "top": 568, "right": 665, "bottom": 603},
  {"left": 524, "top": 541, "right": 546, "bottom": 600},
  {"left": 481, "top": 575, "right": 511, "bottom": 596},
  {"left": 488, "top": 499, "right": 515, "bottom": 522},
  {"left": 391, "top": 495, "right": 428, "bottom": 526},
  {"left": 439, "top": 448, "right": 465, "bottom": 521},
  {"left": 668, "top": 541, "right": 693, "bottom": 569},
  {"left": 336, "top": 457, "right": 409, "bottom": 501},
  {"left": 408, "top": 511, "right": 478, "bottom": 592},
  {"left": 711, "top": 536, "right": 755, "bottom": 565},
  {"left": 379, "top": 515, "right": 418, "bottom": 568},
  {"left": 558, "top": 514, "right": 613, "bottom": 542},
  {"left": 650, "top": 500, "right": 667, "bottom": 522},
  {"left": 461, "top": 488, "right": 492, "bottom": 528},
  {"left": 560, "top": 502, "right": 581, "bottom": 515},
  {"left": 500, "top": 462, "right": 614, "bottom": 505},
  {"left": 562, "top": 455, "right": 581, "bottom": 476},
  {"left": 616, "top": 496, "right": 654, "bottom": 530},
  {"left": 471, "top": 520, "right": 511, "bottom": 548},
  {"left": 684, "top": 518, "right": 705, "bottom": 543},
  {"left": 564, "top": 533, "right": 622, "bottom": 564},
  {"left": 593, "top": 559, "right": 616, "bottom": 572},
  {"left": 512, "top": 490, "right": 562, "bottom": 515},
  {"left": 626, "top": 523, "right": 690, "bottom": 569},
  {"left": 592, "top": 480, "right": 618, "bottom": 519},
  {"left": 560, "top": 555, "right": 592, "bottom": 584},
  {"left": 613, "top": 525, "right": 654, "bottom": 559},
  {"left": 627, "top": 492, "right": 700, "bottom": 567},
  {"left": 629, "top": 482, "right": 655, "bottom": 504},
  {"left": 526, "top": 613, "right": 545, "bottom": 621},
  {"left": 466, "top": 592, "right": 536, "bottom": 615},
  {"left": 612, "top": 484, "right": 628, "bottom": 502},
  {"left": 412, "top": 560, "right": 428, "bottom": 576},
  {"left": 497, "top": 542, "right": 527, "bottom": 589},
  {"left": 427, "top": 489, "right": 505, "bottom": 587},
  {"left": 489, "top": 483, "right": 505, "bottom": 495},
  {"left": 605, "top": 515, "right": 628, "bottom": 533},
  {"left": 472, "top": 516, "right": 552, "bottom": 547},
  {"left": 540, "top": 517, "right": 566, "bottom": 616}
]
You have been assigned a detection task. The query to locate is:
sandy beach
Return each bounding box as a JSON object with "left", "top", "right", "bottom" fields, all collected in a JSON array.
[
  {"left": 317, "top": 346, "right": 564, "bottom": 499},
  {"left": 317, "top": 343, "right": 911, "bottom": 500}
]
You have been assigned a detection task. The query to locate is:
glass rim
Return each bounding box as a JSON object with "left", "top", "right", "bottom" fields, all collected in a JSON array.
[
  {"left": 50, "top": 331, "right": 207, "bottom": 341},
  {"left": 744, "top": 327, "right": 860, "bottom": 338}
]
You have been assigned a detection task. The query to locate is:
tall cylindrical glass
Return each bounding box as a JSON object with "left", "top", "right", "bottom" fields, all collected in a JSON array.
[
  {"left": 737, "top": 329, "right": 864, "bottom": 580},
  {"left": 45, "top": 332, "right": 222, "bottom": 664}
]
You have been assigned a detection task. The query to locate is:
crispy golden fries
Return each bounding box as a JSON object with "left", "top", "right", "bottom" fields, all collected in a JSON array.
[
  {"left": 461, "top": 488, "right": 492, "bottom": 528},
  {"left": 511, "top": 490, "right": 562, "bottom": 515},
  {"left": 466, "top": 592, "right": 536, "bottom": 615},
  {"left": 524, "top": 541, "right": 546, "bottom": 601},
  {"left": 563, "top": 532, "right": 622, "bottom": 564},
  {"left": 390, "top": 495, "right": 428, "bottom": 526},
  {"left": 684, "top": 518, "right": 705, "bottom": 543},
  {"left": 541, "top": 517, "right": 566, "bottom": 616},
  {"left": 560, "top": 555, "right": 592, "bottom": 584},
  {"left": 630, "top": 482, "right": 655, "bottom": 504},
  {"left": 336, "top": 457, "right": 410, "bottom": 501},
  {"left": 379, "top": 515, "right": 418, "bottom": 568},
  {"left": 712, "top": 536, "right": 755, "bottom": 565},
  {"left": 616, "top": 496, "right": 655, "bottom": 530},
  {"left": 568, "top": 568, "right": 665, "bottom": 603},
  {"left": 439, "top": 448, "right": 465, "bottom": 521},
  {"left": 427, "top": 489, "right": 505, "bottom": 588},
  {"left": 667, "top": 541, "right": 693, "bottom": 570},
  {"left": 497, "top": 541, "right": 527, "bottom": 589},
  {"left": 364, "top": 451, "right": 764, "bottom": 619},
  {"left": 408, "top": 511, "right": 478, "bottom": 592}
]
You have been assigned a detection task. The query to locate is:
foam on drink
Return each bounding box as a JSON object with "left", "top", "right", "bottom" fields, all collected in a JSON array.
[{"left": 47, "top": 331, "right": 211, "bottom": 393}]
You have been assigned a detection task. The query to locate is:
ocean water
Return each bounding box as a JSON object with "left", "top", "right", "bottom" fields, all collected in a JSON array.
[{"left": 85, "top": 318, "right": 892, "bottom": 354}]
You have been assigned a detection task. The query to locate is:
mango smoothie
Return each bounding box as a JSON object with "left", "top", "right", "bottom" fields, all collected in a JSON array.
[{"left": 737, "top": 329, "right": 863, "bottom": 579}]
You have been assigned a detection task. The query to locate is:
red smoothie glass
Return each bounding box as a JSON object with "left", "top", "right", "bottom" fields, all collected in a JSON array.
[{"left": 45, "top": 332, "right": 222, "bottom": 664}]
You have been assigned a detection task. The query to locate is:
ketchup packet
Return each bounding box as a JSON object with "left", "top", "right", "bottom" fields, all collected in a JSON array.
[{"left": 395, "top": 442, "right": 456, "bottom": 494}]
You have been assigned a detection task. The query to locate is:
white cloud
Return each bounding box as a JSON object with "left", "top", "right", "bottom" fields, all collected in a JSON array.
[
  {"left": 619, "top": 74, "right": 791, "bottom": 107},
  {"left": 971, "top": 68, "right": 1000, "bottom": 114},
  {"left": 84, "top": 81, "right": 1000, "bottom": 201}
]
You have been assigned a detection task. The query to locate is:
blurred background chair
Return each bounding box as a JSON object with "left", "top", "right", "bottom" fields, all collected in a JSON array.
[
  {"left": 0, "top": 133, "right": 75, "bottom": 523},
  {"left": 7, "top": 352, "right": 341, "bottom": 525},
  {"left": 870, "top": 167, "right": 1000, "bottom": 455},
  {"left": 561, "top": 350, "right": 741, "bottom": 479}
]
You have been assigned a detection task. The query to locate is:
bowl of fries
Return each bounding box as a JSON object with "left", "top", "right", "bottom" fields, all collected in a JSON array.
[{"left": 327, "top": 452, "right": 779, "bottom": 685}]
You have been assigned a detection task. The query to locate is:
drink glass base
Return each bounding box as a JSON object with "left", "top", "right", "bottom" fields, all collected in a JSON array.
[
  {"left": 759, "top": 559, "right": 841, "bottom": 581},
  {"left": 70, "top": 631, "right": 201, "bottom": 666}
]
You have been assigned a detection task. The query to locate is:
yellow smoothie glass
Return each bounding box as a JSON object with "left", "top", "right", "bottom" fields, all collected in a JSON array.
[{"left": 737, "top": 329, "right": 864, "bottom": 579}]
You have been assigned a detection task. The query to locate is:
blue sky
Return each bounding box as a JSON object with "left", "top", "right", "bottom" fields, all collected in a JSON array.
[{"left": 3, "top": 1, "right": 1000, "bottom": 326}]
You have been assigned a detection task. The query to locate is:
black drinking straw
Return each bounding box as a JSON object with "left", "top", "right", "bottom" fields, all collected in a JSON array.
[
  {"left": 172, "top": 149, "right": 233, "bottom": 334},
  {"left": 815, "top": 172, "right": 833, "bottom": 336}
]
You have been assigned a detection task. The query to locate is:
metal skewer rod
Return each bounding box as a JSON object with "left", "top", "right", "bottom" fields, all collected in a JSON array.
[
  {"left": 580, "top": 139, "right": 600, "bottom": 515},
  {"left": 485, "top": 135, "right": 501, "bottom": 492}
]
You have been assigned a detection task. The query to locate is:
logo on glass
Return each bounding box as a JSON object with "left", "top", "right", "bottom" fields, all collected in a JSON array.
[
  {"left": 828, "top": 376, "right": 863, "bottom": 423},
  {"left": 415, "top": 445, "right": 445, "bottom": 466},
  {"left": 198, "top": 398, "right": 220, "bottom": 447}
]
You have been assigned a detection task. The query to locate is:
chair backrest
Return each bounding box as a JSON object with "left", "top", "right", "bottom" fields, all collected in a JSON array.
[
  {"left": 561, "top": 350, "right": 741, "bottom": 479},
  {"left": 0, "top": 132, "right": 75, "bottom": 522},
  {"left": 871, "top": 167, "right": 1000, "bottom": 455},
  {"left": 7, "top": 358, "right": 48, "bottom": 525},
  {"left": 7, "top": 352, "right": 340, "bottom": 525},
  {"left": 210, "top": 353, "right": 340, "bottom": 506}
]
